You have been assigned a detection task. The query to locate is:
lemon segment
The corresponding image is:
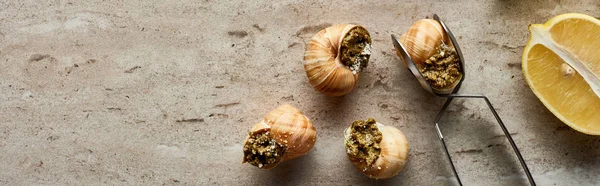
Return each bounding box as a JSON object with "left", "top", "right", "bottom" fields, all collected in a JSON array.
[
  {"left": 528, "top": 16, "right": 600, "bottom": 98},
  {"left": 523, "top": 13, "right": 600, "bottom": 135}
]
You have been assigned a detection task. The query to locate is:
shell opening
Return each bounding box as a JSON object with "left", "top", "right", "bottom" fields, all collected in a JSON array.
[
  {"left": 339, "top": 26, "right": 372, "bottom": 75},
  {"left": 418, "top": 43, "right": 462, "bottom": 90},
  {"left": 242, "top": 130, "right": 286, "bottom": 169},
  {"left": 344, "top": 118, "right": 382, "bottom": 167}
]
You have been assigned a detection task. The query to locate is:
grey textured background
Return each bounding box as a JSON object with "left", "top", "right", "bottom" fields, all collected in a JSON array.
[{"left": 0, "top": 0, "right": 599, "bottom": 185}]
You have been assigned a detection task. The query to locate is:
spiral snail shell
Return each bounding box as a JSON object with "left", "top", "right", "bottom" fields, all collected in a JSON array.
[
  {"left": 399, "top": 19, "right": 447, "bottom": 66},
  {"left": 344, "top": 118, "right": 409, "bottom": 179},
  {"left": 242, "top": 104, "right": 317, "bottom": 169},
  {"left": 304, "top": 24, "right": 372, "bottom": 96},
  {"left": 398, "top": 19, "right": 462, "bottom": 94}
]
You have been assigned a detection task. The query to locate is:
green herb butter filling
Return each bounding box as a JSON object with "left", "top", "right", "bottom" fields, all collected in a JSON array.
[
  {"left": 345, "top": 118, "right": 383, "bottom": 167},
  {"left": 418, "top": 43, "right": 462, "bottom": 89},
  {"left": 243, "top": 130, "right": 286, "bottom": 169},
  {"left": 339, "top": 26, "right": 372, "bottom": 75}
]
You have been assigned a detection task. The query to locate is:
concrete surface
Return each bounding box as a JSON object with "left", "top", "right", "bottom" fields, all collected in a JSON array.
[{"left": 1, "top": 0, "right": 599, "bottom": 185}]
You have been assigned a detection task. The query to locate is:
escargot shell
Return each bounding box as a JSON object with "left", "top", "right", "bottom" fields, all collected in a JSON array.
[
  {"left": 242, "top": 104, "right": 317, "bottom": 169},
  {"left": 344, "top": 119, "right": 409, "bottom": 179},
  {"left": 304, "top": 24, "right": 372, "bottom": 96},
  {"left": 399, "top": 19, "right": 446, "bottom": 65},
  {"left": 398, "top": 19, "right": 462, "bottom": 94}
]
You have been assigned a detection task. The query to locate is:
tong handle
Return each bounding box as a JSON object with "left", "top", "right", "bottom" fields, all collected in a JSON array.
[
  {"left": 435, "top": 94, "right": 536, "bottom": 186},
  {"left": 435, "top": 120, "right": 463, "bottom": 185}
]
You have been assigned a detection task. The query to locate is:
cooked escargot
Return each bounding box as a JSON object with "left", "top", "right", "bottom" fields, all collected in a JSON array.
[
  {"left": 399, "top": 19, "right": 462, "bottom": 94},
  {"left": 304, "top": 24, "right": 372, "bottom": 96},
  {"left": 344, "top": 118, "right": 409, "bottom": 179},
  {"left": 242, "top": 104, "right": 317, "bottom": 169}
]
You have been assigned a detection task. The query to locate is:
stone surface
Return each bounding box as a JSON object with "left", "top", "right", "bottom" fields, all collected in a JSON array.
[{"left": 1, "top": 0, "right": 599, "bottom": 185}]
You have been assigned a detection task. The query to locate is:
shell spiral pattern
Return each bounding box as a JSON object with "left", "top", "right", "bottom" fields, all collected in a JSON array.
[
  {"left": 358, "top": 124, "right": 409, "bottom": 179},
  {"left": 399, "top": 19, "right": 446, "bottom": 65},
  {"left": 304, "top": 24, "right": 371, "bottom": 96}
]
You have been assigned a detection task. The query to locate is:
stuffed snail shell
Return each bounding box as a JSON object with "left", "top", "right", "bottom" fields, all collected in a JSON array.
[
  {"left": 242, "top": 104, "right": 317, "bottom": 169},
  {"left": 398, "top": 19, "right": 462, "bottom": 94},
  {"left": 344, "top": 118, "right": 409, "bottom": 179},
  {"left": 304, "top": 24, "right": 372, "bottom": 96},
  {"left": 399, "top": 19, "right": 447, "bottom": 66}
]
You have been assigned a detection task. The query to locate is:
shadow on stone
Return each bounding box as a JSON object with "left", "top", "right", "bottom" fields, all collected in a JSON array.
[{"left": 249, "top": 151, "right": 317, "bottom": 185}]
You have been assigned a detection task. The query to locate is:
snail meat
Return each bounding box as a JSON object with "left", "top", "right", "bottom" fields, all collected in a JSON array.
[
  {"left": 304, "top": 24, "right": 372, "bottom": 96},
  {"left": 243, "top": 129, "right": 286, "bottom": 169},
  {"left": 420, "top": 44, "right": 461, "bottom": 89},
  {"left": 345, "top": 118, "right": 383, "bottom": 166},
  {"left": 344, "top": 118, "right": 409, "bottom": 179},
  {"left": 242, "top": 104, "right": 317, "bottom": 169},
  {"left": 339, "top": 27, "right": 372, "bottom": 74}
]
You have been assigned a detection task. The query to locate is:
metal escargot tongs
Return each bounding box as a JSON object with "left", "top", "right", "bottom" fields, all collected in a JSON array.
[{"left": 391, "top": 14, "right": 535, "bottom": 186}]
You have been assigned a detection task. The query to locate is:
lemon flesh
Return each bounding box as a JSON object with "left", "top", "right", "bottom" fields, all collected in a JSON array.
[{"left": 523, "top": 13, "right": 600, "bottom": 135}]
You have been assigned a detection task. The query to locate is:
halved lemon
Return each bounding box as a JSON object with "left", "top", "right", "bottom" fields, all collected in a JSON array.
[{"left": 523, "top": 13, "right": 600, "bottom": 135}]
